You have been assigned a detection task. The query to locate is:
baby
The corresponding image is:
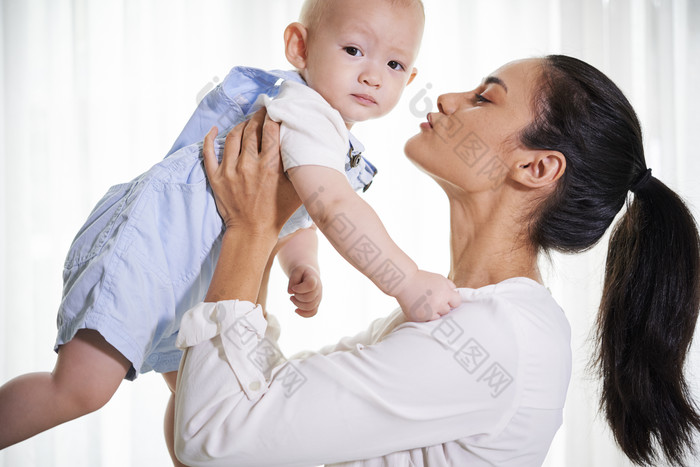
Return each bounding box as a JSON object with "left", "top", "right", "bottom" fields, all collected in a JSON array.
[
  {"left": 170, "top": 0, "right": 458, "bottom": 323},
  {"left": 0, "top": 0, "right": 459, "bottom": 463}
]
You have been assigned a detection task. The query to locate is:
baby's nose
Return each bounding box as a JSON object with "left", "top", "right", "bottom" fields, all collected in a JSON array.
[{"left": 360, "top": 66, "right": 381, "bottom": 87}]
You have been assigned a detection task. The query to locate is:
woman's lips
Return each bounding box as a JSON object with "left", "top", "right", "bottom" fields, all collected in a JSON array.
[
  {"left": 352, "top": 94, "right": 377, "bottom": 105},
  {"left": 420, "top": 113, "right": 434, "bottom": 130}
]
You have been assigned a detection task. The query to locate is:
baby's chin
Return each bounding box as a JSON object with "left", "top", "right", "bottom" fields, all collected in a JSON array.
[
  {"left": 333, "top": 99, "right": 399, "bottom": 128},
  {"left": 340, "top": 112, "right": 385, "bottom": 129}
]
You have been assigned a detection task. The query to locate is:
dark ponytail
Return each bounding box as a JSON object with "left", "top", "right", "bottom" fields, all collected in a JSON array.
[
  {"left": 522, "top": 55, "right": 700, "bottom": 465},
  {"left": 598, "top": 176, "right": 700, "bottom": 465}
]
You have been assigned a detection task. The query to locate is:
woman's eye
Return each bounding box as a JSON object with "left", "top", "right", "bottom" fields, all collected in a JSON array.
[
  {"left": 388, "top": 60, "right": 404, "bottom": 71},
  {"left": 475, "top": 93, "right": 491, "bottom": 104},
  {"left": 344, "top": 47, "right": 362, "bottom": 57}
]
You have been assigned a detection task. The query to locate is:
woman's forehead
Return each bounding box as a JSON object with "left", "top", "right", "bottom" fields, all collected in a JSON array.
[
  {"left": 485, "top": 59, "right": 544, "bottom": 116},
  {"left": 488, "top": 59, "right": 543, "bottom": 89}
]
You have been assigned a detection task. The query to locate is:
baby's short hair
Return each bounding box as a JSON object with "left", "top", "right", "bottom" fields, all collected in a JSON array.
[{"left": 299, "top": 0, "right": 425, "bottom": 33}]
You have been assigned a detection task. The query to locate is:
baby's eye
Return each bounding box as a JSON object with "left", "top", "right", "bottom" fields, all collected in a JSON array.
[
  {"left": 344, "top": 47, "right": 362, "bottom": 57},
  {"left": 388, "top": 60, "right": 405, "bottom": 71}
]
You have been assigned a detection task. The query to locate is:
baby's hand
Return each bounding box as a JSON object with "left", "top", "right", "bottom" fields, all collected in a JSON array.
[
  {"left": 287, "top": 265, "right": 323, "bottom": 318},
  {"left": 396, "top": 270, "right": 461, "bottom": 322}
]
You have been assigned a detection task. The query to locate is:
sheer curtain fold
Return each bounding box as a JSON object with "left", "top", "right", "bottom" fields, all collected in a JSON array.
[
  {"left": 0, "top": 0, "right": 6, "bottom": 419},
  {"left": 1, "top": 1, "right": 698, "bottom": 466}
]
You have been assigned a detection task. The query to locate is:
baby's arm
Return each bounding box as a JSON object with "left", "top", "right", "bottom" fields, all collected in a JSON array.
[
  {"left": 287, "top": 165, "right": 460, "bottom": 321},
  {"left": 276, "top": 227, "right": 322, "bottom": 318}
]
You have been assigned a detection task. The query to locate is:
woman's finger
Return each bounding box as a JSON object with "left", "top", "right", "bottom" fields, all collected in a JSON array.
[
  {"left": 202, "top": 126, "right": 220, "bottom": 180},
  {"left": 240, "top": 108, "right": 266, "bottom": 163},
  {"left": 219, "top": 121, "right": 248, "bottom": 178},
  {"left": 260, "top": 113, "right": 282, "bottom": 169}
]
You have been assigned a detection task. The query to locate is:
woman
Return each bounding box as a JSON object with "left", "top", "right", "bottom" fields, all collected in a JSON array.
[{"left": 173, "top": 56, "right": 700, "bottom": 466}]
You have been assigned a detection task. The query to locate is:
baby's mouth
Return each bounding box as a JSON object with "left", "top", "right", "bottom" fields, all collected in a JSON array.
[{"left": 352, "top": 94, "right": 377, "bottom": 105}]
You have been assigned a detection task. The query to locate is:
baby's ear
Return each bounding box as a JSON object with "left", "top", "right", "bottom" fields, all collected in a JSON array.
[
  {"left": 284, "top": 22, "right": 309, "bottom": 70},
  {"left": 406, "top": 67, "right": 418, "bottom": 86}
]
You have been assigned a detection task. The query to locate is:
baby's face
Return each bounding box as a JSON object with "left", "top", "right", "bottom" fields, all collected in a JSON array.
[{"left": 301, "top": 0, "right": 424, "bottom": 128}]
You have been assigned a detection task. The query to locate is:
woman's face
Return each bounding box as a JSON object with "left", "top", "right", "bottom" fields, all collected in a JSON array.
[{"left": 404, "top": 59, "right": 542, "bottom": 193}]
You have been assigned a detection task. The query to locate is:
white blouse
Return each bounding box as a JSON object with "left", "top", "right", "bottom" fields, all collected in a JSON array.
[{"left": 174, "top": 277, "right": 571, "bottom": 466}]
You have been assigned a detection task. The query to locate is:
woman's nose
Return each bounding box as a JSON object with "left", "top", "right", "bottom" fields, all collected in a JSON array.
[{"left": 436, "top": 93, "right": 462, "bottom": 115}]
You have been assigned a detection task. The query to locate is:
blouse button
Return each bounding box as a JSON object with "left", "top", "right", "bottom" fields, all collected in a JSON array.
[{"left": 249, "top": 381, "right": 261, "bottom": 391}]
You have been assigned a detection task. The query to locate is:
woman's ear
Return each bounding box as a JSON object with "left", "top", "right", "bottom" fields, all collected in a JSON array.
[
  {"left": 514, "top": 150, "right": 566, "bottom": 188},
  {"left": 284, "top": 22, "right": 309, "bottom": 70}
]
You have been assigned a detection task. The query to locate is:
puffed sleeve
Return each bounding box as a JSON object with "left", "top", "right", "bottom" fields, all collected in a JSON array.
[
  {"left": 261, "top": 80, "right": 350, "bottom": 175},
  {"left": 173, "top": 298, "right": 523, "bottom": 467}
]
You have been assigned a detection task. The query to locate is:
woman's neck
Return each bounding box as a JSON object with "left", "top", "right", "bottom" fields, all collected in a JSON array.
[{"left": 447, "top": 193, "right": 541, "bottom": 289}]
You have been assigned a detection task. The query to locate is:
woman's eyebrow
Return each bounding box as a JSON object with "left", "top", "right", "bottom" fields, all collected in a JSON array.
[{"left": 483, "top": 76, "right": 508, "bottom": 93}]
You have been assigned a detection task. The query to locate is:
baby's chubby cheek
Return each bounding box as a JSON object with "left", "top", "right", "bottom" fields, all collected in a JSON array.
[{"left": 382, "top": 90, "right": 407, "bottom": 115}]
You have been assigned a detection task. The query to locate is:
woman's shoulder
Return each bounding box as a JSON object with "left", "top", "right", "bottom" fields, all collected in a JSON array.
[
  {"left": 450, "top": 277, "right": 571, "bottom": 363},
  {"left": 453, "top": 277, "right": 572, "bottom": 409},
  {"left": 392, "top": 277, "right": 571, "bottom": 409},
  {"left": 454, "top": 277, "right": 569, "bottom": 336},
  {"left": 457, "top": 276, "right": 557, "bottom": 306},
  {"left": 387, "top": 277, "right": 569, "bottom": 343}
]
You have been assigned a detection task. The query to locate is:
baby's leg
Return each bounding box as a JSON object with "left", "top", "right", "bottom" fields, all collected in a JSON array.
[
  {"left": 0, "top": 329, "right": 130, "bottom": 449},
  {"left": 162, "top": 370, "right": 188, "bottom": 467}
]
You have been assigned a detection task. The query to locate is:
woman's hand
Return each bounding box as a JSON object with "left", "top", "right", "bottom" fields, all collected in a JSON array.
[
  {"left": 201, "top": 109, "right": 302, "bottom": 303},
  {"left": 202, "top": 108, "right": 302, "bottom": 238}
]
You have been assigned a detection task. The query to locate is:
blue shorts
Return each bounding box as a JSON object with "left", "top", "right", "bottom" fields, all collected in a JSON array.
[
  {"left": 54, "top": 135, "right": 375, "bottom": 380},
  {"left": 55, "top": 143, "right": 226, "bottom": 380}
]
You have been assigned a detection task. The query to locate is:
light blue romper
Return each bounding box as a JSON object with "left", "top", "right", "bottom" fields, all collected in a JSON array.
[{"left": 55, "top": 67, "right": 377, "bottom": 380}]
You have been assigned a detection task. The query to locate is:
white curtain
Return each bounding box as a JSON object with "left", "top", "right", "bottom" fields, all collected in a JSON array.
[{"left": 1, "top": 0, "right": 698, "bottom": 465}]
